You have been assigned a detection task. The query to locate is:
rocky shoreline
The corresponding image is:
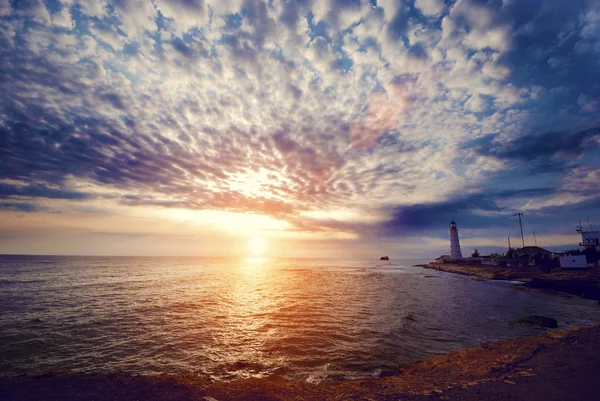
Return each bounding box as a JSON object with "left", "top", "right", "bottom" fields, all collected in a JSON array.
[
  {"left": 2, "top": 324, "right": 600, "bottom": 400},
  {"left": 3, "top": 264, "right": 600, "bottom": 400},
  {"left": 422, "top": 263, "right": 600, "bottom": 301}
]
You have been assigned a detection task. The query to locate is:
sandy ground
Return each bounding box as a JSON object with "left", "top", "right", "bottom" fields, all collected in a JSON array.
[{"left": 2, "top": 324, "right": 600, "bottom": 400}]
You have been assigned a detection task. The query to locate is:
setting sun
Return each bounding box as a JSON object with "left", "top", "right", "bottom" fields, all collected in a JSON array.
[{"left": 247, "top": 237, "right": 266, "bottom": 256}]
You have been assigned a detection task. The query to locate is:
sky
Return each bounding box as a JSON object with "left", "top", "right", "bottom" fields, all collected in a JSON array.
[{"left": 1, "top": 0, "right": 599, "bottom": 258}]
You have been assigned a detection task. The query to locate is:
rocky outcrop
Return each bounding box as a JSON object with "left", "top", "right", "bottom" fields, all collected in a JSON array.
[
  {"left": 515, "top": 315, "right": 558, "bottom": 328},
  {"left": 525, "top": 278, "right": 600, "bottom": 301},
  {"left": 423, "top": 263, "right": 600, "bottom": 301}
]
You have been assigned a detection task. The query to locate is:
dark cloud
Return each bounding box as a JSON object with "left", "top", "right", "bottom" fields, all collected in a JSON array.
[
  {"left": 463, "top": 127, "right": 600, "bottom": 173},
  {"left": 500, "top": 0, "right": 600, "bottom": 118},
  {"left": 0, "top": 183, "right": 90, "bottom": 200},
  {"left": 279, "top": 0, "right": 311, "bottom": 29},
  {"left": 287, "top": 83, "right": 303, "bottom": 99},
  {"left": 381, "top": 188, "right": 557, "bottom": 235},
  {"left": 386, "top": 2, "right": 409, "bottom": 39},
  {"left": 170, "top": 36, "right": 210, "bottom": 60},
  {"left": 0, "top": 202, "right": 41, "bottom": 212},
  {"left": 242, "top": 0, "right": 276, "bottom": 48},
  {"left": 407, "top": 42, "right": 427, "bottom": 60},
  {"left": 98, "top": 92, "right": 126, "bottom": 110}
]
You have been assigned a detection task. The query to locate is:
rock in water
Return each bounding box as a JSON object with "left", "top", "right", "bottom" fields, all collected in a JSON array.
[{"left": 515, "top": 315, "right": 558, "bottom": 328}]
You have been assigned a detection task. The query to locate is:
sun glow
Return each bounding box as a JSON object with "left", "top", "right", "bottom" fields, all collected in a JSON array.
[
  {"left": 247, "top": 237, "right": 266, "bottom": 256},
  {"left": 160, "top": 209, "right": 290, "bottom": 236}
]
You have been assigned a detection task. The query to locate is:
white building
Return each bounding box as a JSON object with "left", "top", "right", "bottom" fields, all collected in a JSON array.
[
  {"left": 558, "top": 224, "right": 599, "bottom": 269},
  {"left": 559, "top": 255, "right": 588, "bottom": 269},
  {"left": 449, "top": 220, "right": 463, "bottom": 259},
  {"left": 578, "top": 225, "right": 600, "bottom": 251}
]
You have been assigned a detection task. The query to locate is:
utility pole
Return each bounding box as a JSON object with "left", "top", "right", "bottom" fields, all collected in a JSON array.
[
  {"left": 508, "top": 237, "right": 511, "bottom": 251},
  {"left": 533, "top": 230, "right": 537, "bottom": 247},
  {"left": 513, "top": 212, "right": 525, "bottom": 248}
]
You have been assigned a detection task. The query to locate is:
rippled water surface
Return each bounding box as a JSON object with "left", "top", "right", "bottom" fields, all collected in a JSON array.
[{"left": 2, "top": 255, "right": 600, "bottom": 381}]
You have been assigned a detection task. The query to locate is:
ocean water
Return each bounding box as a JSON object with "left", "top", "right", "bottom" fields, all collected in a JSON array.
[{"left": 1, "top": 255, "right": 600, "bottom": 382}]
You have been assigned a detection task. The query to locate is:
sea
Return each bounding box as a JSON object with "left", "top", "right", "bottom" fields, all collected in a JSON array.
[{"left": 1, "top": 255, "right": 600, "bottom": 382}]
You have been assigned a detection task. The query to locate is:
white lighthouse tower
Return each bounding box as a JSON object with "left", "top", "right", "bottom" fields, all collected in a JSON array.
[{"left": 449, "top": 220, "right": 463, "bottom": 259}]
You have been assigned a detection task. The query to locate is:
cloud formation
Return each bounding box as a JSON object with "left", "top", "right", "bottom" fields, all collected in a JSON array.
[{"left": 1, "top": 0, "right": 599, "bottom": 256}]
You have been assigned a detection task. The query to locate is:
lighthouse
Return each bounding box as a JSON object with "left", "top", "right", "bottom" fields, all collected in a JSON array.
[{"left": 449, "top": 220, "right": 463, "bottom": 259}]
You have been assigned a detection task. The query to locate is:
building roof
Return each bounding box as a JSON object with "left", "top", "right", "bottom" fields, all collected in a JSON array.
[{"left": 513, "top": 246, "right": 552, "bottom": 255}]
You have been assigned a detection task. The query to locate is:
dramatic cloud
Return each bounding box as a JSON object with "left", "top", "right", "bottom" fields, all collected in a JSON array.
[{"left": 1, "top": 0, "right": 599, "bottom": 256}]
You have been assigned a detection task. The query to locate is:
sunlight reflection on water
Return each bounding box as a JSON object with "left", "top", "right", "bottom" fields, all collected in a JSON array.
[{"left": 1, "top": 255, "right": 600, "bottom": 382}]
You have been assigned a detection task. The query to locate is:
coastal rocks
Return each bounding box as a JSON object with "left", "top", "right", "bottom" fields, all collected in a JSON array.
[
  {"left": 525, "top": 278, "right": 600, "bottom": 301},
  {"left": 380, "top": 256, "right": 389, "bottom": 260},
  {"left": 424, "top": 262, "right": 600, "bottom": 302},
  {"left": 515, "top": 315, "right": 558, "bottom": 328},
  {"left": 546, "top": 329, "right": 569, "bottom": 340}
]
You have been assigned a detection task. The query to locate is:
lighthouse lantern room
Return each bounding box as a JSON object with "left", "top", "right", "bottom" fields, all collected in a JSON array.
[{"left": 449, "top": 220, "right": 463, "bottom": 259}]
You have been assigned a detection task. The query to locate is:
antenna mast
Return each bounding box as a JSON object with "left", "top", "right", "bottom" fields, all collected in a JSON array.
[
  {"left": 508, "top": 237, "right": 511, "bottom": 251},
  {"left": 513, "top": 212, "right": 525, "bottom": 248},
  {"left": 533, "top": 230, "right": 537, "bottom": 247}
]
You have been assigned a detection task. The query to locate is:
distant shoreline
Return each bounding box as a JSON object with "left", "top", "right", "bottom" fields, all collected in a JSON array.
[
  {"left": 0, "top": 254, "right": 428, "bottom": 260},
  {"left": 419, "top": 263, "right": 600, "bottom": 302}
]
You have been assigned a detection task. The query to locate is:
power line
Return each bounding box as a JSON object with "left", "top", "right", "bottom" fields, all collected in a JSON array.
[{"left": 513, "top": 212, "right": 525, "bottom": 248}]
